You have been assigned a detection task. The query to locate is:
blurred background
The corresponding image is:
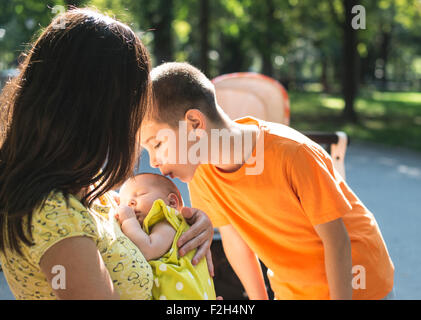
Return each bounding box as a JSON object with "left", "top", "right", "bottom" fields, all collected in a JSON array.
[
  {"left": 1, "top": 0, "right": 421, "bottom": 150},
  {"left": 1, "top": 0, "right": 421, "bottom": 300}
]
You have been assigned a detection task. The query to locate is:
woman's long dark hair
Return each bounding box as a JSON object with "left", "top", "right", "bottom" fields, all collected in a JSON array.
[{"left": 0, "top": 8, "right": 151, "bottom": 254}]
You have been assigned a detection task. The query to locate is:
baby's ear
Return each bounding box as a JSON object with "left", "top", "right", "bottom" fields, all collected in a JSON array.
[{"left": 168, "top": 193, "right": 180, "bottom": 209}]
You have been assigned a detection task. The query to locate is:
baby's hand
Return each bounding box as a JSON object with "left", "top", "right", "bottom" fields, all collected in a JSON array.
[{"left": 116, "top": 205, "right": 136, "bottom": 223}]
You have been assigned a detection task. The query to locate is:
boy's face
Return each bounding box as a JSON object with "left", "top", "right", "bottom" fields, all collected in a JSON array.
[
  {"left": 140, "top": 120, "right": 200, "bottom": 183},
  {"left": 119, "top": 175, "right": 178, "bottom": 224}
]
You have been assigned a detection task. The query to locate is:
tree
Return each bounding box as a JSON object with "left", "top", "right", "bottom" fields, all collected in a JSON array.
[
  {"left": 288, "top": 0, "right": 342, "bottom": 92},
  {"left": 199, "top": 0, "right": 210, "bottom": 75},
  {"left": 63, "top": 0, "right": 86, "bottom": 7},
  {"left": 122, "top": 0, "right": 174, "bottom": 65},
  {"left": 325, "top": 0, "right": 359, "bottom": 122},
  {"left": 0, "top": 1, "right": 67, "bottom": 68},
  {"left": 360, "top": 0, "right": 421, "bottom": 90},
  {"left": 341, "top": 0, "right": 359, "bottom": 122},
  {"left": 152, "top": 0, "right": 175, "bottom": 64},
  {"left": 209, "top": 0, "right": 251, "bottom": 75},
  {"left": 245, "top": 0, "right": 289, "bottom": 77}
]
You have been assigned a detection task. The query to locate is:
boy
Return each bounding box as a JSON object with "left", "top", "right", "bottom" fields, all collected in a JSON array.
[
  {"left": 140, "top": 62, "right": 394, "bottom": 300},
  {"left": 116, "top": 173, "right": 216, "bottom": 300}
]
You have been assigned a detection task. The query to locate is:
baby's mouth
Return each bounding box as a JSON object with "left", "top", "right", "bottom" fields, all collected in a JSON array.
[{"left": 134, "top": 211, "right": 143, "bottom": 221}]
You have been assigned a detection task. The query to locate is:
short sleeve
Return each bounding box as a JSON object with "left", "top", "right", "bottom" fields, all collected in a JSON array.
[
  {"left": 28, "top": 191, "right": 99, "bottom": 264},
  {"left": 188, "top": 179, "right": 230, "bottom": 228},
  {"left": 289, "top": 143, "right": 352, "bottom": 226}
]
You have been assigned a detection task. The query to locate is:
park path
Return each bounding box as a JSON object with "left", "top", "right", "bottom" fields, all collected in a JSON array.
[
  {"left": 1, "top": 140, "right": 420, "bottom": 299},
  {"left": 344, "top": 141, "right": 421, "bottom": 299}
]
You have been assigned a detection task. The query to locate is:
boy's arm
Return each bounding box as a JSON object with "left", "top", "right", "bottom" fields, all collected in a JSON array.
[
  {"left": 314, "top": 217, "right": 353, "bottom": 300},
  {"left": 219, "top": 225, "right": 268, "bottom": 300}
]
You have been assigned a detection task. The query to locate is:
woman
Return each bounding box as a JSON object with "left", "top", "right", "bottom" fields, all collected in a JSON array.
[{"left": 0, "top": 8, "right": 214, "bottom": 300}]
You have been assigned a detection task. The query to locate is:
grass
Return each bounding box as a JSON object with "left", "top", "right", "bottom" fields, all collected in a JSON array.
[{"left": 288, "top": 90, "right": 421, "bottom": 152}]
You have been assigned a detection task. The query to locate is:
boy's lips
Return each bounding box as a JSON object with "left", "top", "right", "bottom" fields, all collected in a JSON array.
[{"left": 164, "top": 171, "right": 175, "bottom": 179}]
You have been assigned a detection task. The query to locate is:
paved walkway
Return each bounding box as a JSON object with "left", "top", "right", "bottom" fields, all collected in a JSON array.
[
  {"left": 344, "top": 141, "right": 421, "bottom": 299},
  {"left": 1, "top": 141, "right": 420, "bottom": 299}
]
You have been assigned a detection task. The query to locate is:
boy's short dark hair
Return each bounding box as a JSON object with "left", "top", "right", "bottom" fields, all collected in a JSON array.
[{"left": 149, "top": 62, "right": 222, "bottom": 127}]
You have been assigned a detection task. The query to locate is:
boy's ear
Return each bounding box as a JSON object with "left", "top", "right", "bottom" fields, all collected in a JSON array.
[{"left": 185, "top": 109, "right": 207, "bottom": 131}]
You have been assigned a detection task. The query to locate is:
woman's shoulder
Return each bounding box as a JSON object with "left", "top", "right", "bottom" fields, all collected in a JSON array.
[
  {"left": 25, "top": 190, "right": 99, "bottom": 264},
  {"left": 33, "top": 190, "right": 95, "bottom": 227}
]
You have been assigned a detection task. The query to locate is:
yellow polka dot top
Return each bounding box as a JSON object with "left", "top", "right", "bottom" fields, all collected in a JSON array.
[
  {"left": 0, "top": 190, "right": 153, "bottom": 300},
  {"left": 144, "top": 199, "right": 216, "bottom": 300}
]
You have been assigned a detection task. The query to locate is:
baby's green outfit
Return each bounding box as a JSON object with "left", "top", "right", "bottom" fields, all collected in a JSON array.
[{"left": 143, "top": 199, "right": 216, "bottom": 300}]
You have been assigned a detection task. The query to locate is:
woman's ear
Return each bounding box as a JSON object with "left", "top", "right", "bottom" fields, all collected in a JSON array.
[{"left": 167, "top": 193, "right": 180, "bottom": 210}]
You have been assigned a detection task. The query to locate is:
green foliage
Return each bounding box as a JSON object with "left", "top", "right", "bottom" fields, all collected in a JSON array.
[
  {"left": 1, "top": 0, "right": 420, "bottom": 148},
  {"left": 290, "top": 90, "right": 421, "bottom": 151},
  {"left": 0, "top": 1, "right": 65, "bottom": 67},
  {"left": 1, "top": 0, "right": 420, "bottom": 80}
]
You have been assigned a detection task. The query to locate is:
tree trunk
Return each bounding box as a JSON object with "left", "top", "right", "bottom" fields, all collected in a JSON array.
[
  {"left": 199, "top": 0, "right": 210, "bottom": 76},
  {"left": 359, "top": 47, "right": 376, "bottom": 86},
  {"left": 380, "top": 31, "right": 391, "bottom": 91},
  {"left": 261, "top": 52, "right": 273, "bottom": 77},
  {"left": 152, "top": 0, "right": 174, "bottom": 65},
  {"left": 219, "top": 35, "right": 244, "bottom": 74},
  {"left": 321, "top": 54, "right": 331, "bottom": 93},
  {"left": 261, "top": 0, "right": 275, "bottom": 77},
  {"left": 342, "top": 0, "right": 359, "bottom": 122}
]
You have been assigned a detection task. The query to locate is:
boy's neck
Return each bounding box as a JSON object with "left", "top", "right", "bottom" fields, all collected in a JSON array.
[{"left": 211, "top": 117, "right": 259, "bottom": 174}]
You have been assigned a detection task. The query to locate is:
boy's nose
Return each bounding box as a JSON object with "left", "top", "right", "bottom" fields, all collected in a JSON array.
[{"left": 150, "top": 157, "right": 161, "bottom": 168}]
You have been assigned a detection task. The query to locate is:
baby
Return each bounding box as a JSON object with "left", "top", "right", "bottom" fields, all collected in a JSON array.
[{"left": 116, "top": 173, "right": 216, "bottom": 300}]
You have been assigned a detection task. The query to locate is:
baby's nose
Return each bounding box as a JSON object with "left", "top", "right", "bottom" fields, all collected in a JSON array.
[{"left": 128, "top": 199, "right": 137, "bottom": 208}]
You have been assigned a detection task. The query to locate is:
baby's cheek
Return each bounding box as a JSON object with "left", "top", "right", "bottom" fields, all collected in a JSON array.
[
  {"left": 119, "top": 196, "right": 129, "bottom": 207},
  {"left": 139, "top": 199, "right": 154, "bottom": 215}
]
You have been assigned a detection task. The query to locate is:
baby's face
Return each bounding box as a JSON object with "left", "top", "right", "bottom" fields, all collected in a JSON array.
[{"left": 119, "top": 175, "right": 178, "bottom": 225}]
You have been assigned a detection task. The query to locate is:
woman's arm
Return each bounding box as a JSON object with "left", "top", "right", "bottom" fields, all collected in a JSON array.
[
  {"left": 39, "top": 236, "right": 119, "bottom": 300},
  {"left": 314, "top": 217, "right": 353, "bottom": 300},
  {"left": 121, "top": 217, "right": 176, "bottom": 261},
  {"left": 177, "top": 207, "right": 214, "bottom": 276},
  {"left": 219, "top": 225, "right": 269, "bottom": 300}
]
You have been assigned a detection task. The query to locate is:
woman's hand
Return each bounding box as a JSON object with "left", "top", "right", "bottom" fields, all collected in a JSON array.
[{"left": 178, "top": 207, "right": 214, "bottom": 277}]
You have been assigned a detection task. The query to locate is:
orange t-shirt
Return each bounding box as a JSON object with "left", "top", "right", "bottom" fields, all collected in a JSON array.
[{"left": 189, "top": 116, "right": 394, "bottom": 300}]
